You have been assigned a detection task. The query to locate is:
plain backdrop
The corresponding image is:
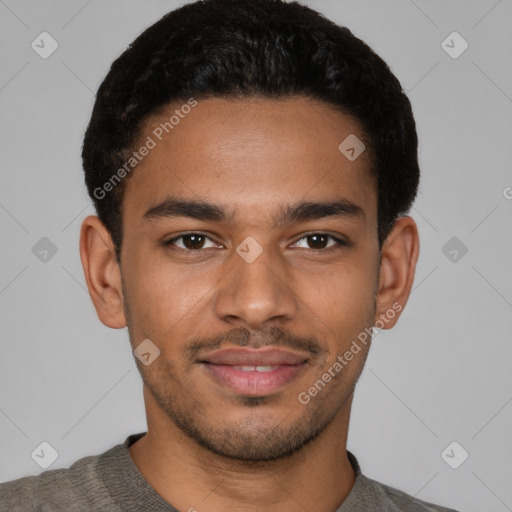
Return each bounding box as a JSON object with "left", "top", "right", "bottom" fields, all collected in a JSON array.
[{"left": 1, "top": 1, "right": 511, "bottom": 511}]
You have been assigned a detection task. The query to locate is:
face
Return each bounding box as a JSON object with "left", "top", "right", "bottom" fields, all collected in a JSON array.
[{"left": 109, "top": 97, "right": 383, "bottom": 461}]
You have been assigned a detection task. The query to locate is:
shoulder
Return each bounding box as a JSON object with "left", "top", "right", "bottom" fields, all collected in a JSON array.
[
  {"left": 0, "top": 451, "right": 111, "bottom": 512},
  {"left": 344, "top": 451, "right": 460, "bottom": 512},
  {"left": 363, "top": 474, "right": 460, "bottom": 511},
  {"left": 0, "top": 474, "right": 39, "bottom": 512}
]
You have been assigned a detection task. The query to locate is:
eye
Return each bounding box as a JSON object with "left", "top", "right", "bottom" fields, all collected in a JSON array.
[
  {"left": 163, "top": 232, "right": 347, "bottom": 253},
  {"left": 164, "top": 233, "right": 220, "bottom": 251},
  {"left": 291, "top": 233, "right": 346, "bottom": 251}
]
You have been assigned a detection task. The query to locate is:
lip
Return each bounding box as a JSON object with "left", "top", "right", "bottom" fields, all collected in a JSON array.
[
  {"left": 199, "top": 347, "right": 310, "bottom": 366},
  {"left": 199, "top": 347, "right": 310, "bottom": 396}
]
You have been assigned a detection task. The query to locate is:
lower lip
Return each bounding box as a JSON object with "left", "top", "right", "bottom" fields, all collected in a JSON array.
[{"left": 202, "top": 363, "right": 307, "bottom": 396}]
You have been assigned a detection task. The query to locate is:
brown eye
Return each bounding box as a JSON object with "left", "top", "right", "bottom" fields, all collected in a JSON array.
[
  {"left": 165, "top": 233, "right": 217, "bottom": 251},
  {"left": 306, "top": 234, "right": 329, "bottom": 249},
  {"left": 292, "top": 233, "right": 345, "bottom": 250}
]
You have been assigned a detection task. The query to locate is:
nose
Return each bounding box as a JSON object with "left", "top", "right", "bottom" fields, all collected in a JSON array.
[{"left": 214, "top": 242, "right": 298, "bottom": 330}]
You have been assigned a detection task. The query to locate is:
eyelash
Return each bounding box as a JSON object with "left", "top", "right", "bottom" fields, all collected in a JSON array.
[{"left": 163, "top": 232, "right": 347, "bottom": 254}]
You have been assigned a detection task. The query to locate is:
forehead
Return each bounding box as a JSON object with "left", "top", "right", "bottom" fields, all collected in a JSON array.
[{"left": 123, "top": 97, "right": 376, "bottom": 226}]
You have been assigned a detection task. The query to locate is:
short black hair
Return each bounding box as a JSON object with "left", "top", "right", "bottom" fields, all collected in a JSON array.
[{"left": 82, "top": 0, "right": 420, "bottom": 263}]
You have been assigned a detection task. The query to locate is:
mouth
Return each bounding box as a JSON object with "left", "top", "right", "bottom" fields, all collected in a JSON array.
[{"left": 198, "top": 347, "right": 310, "bottom": 397}]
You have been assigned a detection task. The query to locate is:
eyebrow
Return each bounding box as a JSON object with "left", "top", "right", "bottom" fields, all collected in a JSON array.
[{"left": 142, "top": 196, "right": 365, "bottom": 227}]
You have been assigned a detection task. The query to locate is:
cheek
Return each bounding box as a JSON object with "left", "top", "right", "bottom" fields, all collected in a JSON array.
[
  {"left": 126, "top": 254, "right": 220, "bottom": 336},
  {"left": 298, "top": 260, "right": 378, "bottom": 355},
  {"left": 124, "top": 234, "right": 379, "bottom": 340},
  {"left": 305, "top": 259, "right": 376, "bottom": 315}
]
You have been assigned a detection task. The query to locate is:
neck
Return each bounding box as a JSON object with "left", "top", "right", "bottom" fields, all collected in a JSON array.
[{"left": 129, "top": 390, "right": 356, "bottom": 512}]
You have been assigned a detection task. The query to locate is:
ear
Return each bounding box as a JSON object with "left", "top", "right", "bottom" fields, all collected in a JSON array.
[
  {"left": 79, "top": 215, "right": 127, "bottom": 329},
  {"left": 374, "top": 216, "right": 419, "bottom": 329}
]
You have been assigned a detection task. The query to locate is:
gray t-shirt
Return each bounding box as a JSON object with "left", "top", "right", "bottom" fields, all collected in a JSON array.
[{"left": 0, "top": 432, "right": 459, "bottom": 511}]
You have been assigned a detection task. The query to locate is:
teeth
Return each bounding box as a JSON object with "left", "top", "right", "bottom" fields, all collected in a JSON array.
[
  {"left": 256, "top": 365, "right": 278, "bottom": 372},
  {"left": 232, "top": 365, "right": 279, "bottom": 372}
]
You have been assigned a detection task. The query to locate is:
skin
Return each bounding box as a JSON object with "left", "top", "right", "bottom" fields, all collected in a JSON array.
[{"left": 80, "top": 96, "right": 419, "bottom": 512}]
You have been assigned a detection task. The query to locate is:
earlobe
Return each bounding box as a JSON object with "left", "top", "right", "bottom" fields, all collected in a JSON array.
[
  {"left": 374, "top": 216, "right": 419, "bottom": 330},
  {"left": 79, "top": 215, "right": 127, "bottom": 329}
]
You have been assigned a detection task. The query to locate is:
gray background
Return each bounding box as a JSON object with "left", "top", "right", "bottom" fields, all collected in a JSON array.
[{"left": 1, "top": 1, "right": 511, "bottom": 510}]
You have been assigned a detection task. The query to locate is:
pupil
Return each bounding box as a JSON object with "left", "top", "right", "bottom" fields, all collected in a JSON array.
[
  {"left": 184, "top": 235, "right": 204, "bottom": 249},
  {"left": 309, "top": 234, "right": 327, "bottom": 249}
]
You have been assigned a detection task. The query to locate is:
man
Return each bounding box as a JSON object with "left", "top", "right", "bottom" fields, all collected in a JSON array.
[{"left": 0, "top": 0, "right": 459, "bottom": 510}]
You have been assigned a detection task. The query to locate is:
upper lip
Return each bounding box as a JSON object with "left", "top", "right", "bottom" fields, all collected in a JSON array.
[{"left": 199, "top": 347, "right": 309, "bottom": 366}]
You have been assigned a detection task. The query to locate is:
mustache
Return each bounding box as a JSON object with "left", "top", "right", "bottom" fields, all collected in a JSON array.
[{"left": 185, "top": 326, "right": 326, "bottom": 361}]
